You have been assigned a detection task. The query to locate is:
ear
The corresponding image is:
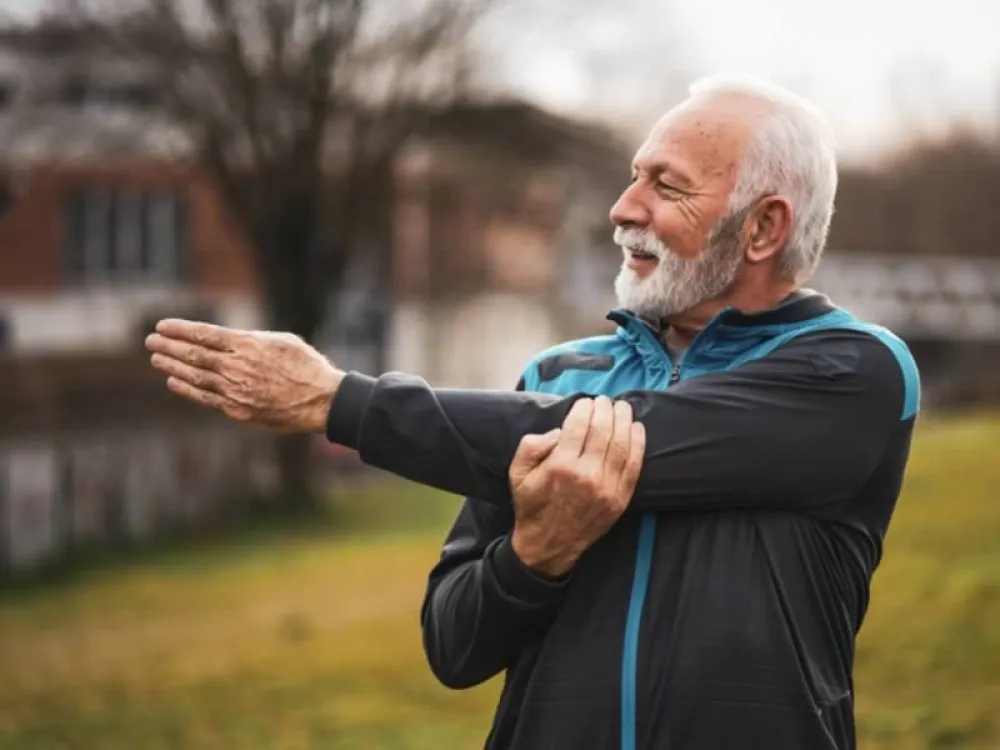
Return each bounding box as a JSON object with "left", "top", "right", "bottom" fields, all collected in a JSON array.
[{"left": 743, "top": 195, "right": 793, "bottom": 265}]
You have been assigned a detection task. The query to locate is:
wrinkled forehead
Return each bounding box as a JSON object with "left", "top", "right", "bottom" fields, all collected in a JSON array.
[{"left": 632, "top": 95, "right": 766, "bottom": 190}]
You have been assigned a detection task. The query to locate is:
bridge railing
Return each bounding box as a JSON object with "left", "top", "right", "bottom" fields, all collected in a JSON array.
[{"left": 811, "top": 252, "right": 1000, "bottom": 340}]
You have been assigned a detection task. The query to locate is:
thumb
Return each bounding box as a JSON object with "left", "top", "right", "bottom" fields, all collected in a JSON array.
[{"left": 509, "top": 429, "right": 562, "bottom": 481}]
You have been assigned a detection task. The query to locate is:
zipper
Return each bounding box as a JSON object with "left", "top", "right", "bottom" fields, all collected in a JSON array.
[
  {"left": 620, "top": 313, "right": 716, "bottom": 750},
  {"left": 618, "top": 302, "right": 836, "bottom": 748},
  {"left": 621, "top": 338, "right": 680, "bottom": 750}
]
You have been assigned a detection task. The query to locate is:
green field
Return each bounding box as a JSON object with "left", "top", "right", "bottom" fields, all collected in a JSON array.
[{"left": 1, "top": 415, "right": 998, "bottom": 749}]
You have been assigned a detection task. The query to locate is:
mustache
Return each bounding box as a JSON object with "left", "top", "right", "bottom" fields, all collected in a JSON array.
[{"left": 613, "top": 227, "right": 667, "bottom": 259}]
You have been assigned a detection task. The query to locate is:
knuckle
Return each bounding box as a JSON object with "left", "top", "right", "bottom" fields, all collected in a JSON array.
[
  {"left": 220, "top": 370, "right": 240, "bottom": 393},
  {"left": 550, "top": 459, "right": 574, "bottom": 477},
  {"left": 230, "top": 383, "right": 257, "bottom": 406},
  {"left": 231, "top": 370, "right": 251, "bottom": 390}
]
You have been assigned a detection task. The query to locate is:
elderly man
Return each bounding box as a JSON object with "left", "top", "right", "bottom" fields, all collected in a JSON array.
[{"left": 147, "top": 74, "right": 919, "bottom": 750}]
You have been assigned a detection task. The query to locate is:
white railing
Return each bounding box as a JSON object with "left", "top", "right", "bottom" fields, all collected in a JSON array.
[
  {"left": 564, "top": 250, "right": 1000, "bottom": 341},
  {"left": 811, "top": 253, "right": 1000, "bottom": 340},
  {"left": 0, "top": 288, "right": 263, "bottom": 355}
]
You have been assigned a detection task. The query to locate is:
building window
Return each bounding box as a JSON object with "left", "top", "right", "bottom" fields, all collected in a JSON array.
[
  {"left": 0, "top": 80, "right": 16, "bottom": 110},
  {"left": 56, "top": 79, "right": 87, "bottom": 107},
  {"left": 62, "top": 187, "right": 188, "bottom": 285},
  {"left": 107, "top": 83, "right": 159, "bottom": 109},
  {"left": 56, "top": 80, "right": 158, "bottom": 111}
]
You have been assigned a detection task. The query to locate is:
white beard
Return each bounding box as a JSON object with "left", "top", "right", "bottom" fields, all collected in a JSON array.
[{"left": 613, "top": 215, "right": 745, "bottom": 321}]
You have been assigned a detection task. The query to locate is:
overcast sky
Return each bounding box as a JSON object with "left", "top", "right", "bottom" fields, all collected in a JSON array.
[
  {"left": 5, "top": 0, "right": 998, "bottom": 161},
  {"left": 486, "top": 0, "right": 1000, "bottom": 161}
]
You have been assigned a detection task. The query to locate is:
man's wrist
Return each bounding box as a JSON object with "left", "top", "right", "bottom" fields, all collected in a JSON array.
[
  {"left": 510, "top": 532, "right": 576, "bottom": 580},
  {"left": 324, "top": 371, "right": 378, "bottom": 449},
  {"left": 308, "top": 366, "right": 344, "bottom": 434}
]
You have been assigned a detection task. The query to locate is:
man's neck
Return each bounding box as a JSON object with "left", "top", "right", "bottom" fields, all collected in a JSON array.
[{"left": 663, "top": 281, "right": 798, "bottom": 350}]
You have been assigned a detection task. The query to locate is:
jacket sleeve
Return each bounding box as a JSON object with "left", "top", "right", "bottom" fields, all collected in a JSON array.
[
  {"left": 420, "top": 377, "right": 571, "bottom": 690},
  {"left": 326, "top": 330, "right": 918, "bottom": 515},
  {"left": 421, "top": 497, "right": 570, "bottom": 689}
]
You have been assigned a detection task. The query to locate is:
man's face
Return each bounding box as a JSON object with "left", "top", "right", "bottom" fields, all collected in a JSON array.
[{"left": 609, "top": 96, "right": 759, "bottom": 320}]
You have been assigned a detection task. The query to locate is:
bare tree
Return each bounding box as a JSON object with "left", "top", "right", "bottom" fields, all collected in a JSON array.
[{"left": 41, "top": 0, "right": 494, "bottom": 508}]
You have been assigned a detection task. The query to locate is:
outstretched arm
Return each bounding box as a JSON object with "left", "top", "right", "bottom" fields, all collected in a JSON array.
[
  {"left": 146, "top": 320, "right": 916, "bottom": 516},
  {"left": 326, "top": 330, "right": 915, "bottom": 515}
]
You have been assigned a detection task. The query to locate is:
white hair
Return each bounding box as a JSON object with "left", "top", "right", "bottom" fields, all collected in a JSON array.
[{"left": 686, "top": 73, "right": 838, "bottom": 284}]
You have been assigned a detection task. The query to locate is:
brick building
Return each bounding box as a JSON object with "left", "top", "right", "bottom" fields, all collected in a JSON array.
[
  {"left": 0, "top": 160, "right": 262, "bottom": 353},
  {"left": 0, "top": 23, "right": 631, "bottom": 574}
]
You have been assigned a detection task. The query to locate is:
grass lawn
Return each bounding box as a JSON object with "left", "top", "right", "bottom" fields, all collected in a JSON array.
[{"left": 1, "top": 414, "right": 998, "bottom": 749}]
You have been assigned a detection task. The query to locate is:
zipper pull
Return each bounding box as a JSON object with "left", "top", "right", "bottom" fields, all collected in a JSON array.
[{"left": 669, "top": 363, "right": 681, "bottom": 385}]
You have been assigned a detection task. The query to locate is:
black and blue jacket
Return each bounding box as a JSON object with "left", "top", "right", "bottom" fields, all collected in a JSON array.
[{"left": 325, "top": 290, "right": 921, "bottom": 750}]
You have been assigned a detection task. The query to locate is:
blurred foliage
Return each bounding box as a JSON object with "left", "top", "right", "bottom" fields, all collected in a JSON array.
[
  {"left": 832, "top": 132, "right": 1000, "bottom": 258},
  {"left": 24, "top": 0, "right": 494, "bottom": 510},
  {"left": 0, "top": 415, "right": 998, "bottom": 749}
]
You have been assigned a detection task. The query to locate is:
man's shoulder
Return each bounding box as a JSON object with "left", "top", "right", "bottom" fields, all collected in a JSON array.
[
  {"left": 520, "top": 334, "right": 626, "bottom": 391},
  {"left": 775, "top": 312, "right": 922, "bottom": 422}
]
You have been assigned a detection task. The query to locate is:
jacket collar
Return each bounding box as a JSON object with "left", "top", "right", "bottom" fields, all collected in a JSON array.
[
  {"left": 607, "top": 289, "right": 836, "bottom": 335},
  {"left": 711, "top": 288, "right": 837, "bottom": 327},
  {"left": 606, "top": 289, "right": 841, "bottom": 371}
]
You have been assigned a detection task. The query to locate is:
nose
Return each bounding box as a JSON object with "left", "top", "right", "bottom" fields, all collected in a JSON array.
[{"left": 609, "top": 181, "right": 650, "bottom": 229}]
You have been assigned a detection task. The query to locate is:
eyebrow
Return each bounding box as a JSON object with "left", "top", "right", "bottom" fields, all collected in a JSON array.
[{"left": 632, "top": 161, "right": 697, "bottom": 190}]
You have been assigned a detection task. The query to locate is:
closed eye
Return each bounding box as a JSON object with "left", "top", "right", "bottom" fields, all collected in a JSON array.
[{"left": 656, "top": 181, "right": 684, "bottom": 197}]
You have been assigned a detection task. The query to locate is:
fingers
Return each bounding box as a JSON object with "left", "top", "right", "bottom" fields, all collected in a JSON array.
[
  {"left": 555, "top": 396, "right": 622, "bottom": 480},
  {"left": 604, "top": 400, "right": 634, "bottom": 476},
  {"left": 166, "top": 376, "right": 227, "bottom": 412},
  {"left": 615, "top": 421, "right": 647, "bottom": 505},
  {"left": 146, "top": 333, "right": 224, "bottom": 372},
  {"left": 594, "top": 399, "right": 634, "bottom": 509},
  {"left": 513, "top": 430, "right": 562, "bottom": 467},
  {"left": 154, "top": 319, "right": 238, "bottom": 352},
  {"left": 509, "top": 429, "right": 562, "bottom": 488},
  {"left": 581, "top": 396, "right": 616, "bottom": 461},
  {"left": 166, "top": 376, "right": 256, "bottom": 426},
  {"left": 150, "top": 353, "right": 225, "bottom": 394},
  {"left": 556, "top": 399, "right": 594, "bottom": 458}
]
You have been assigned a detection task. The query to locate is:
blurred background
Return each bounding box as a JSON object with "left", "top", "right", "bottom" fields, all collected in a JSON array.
[{"left": 0, "top": 0, "right": 997, "bottom": 748}]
